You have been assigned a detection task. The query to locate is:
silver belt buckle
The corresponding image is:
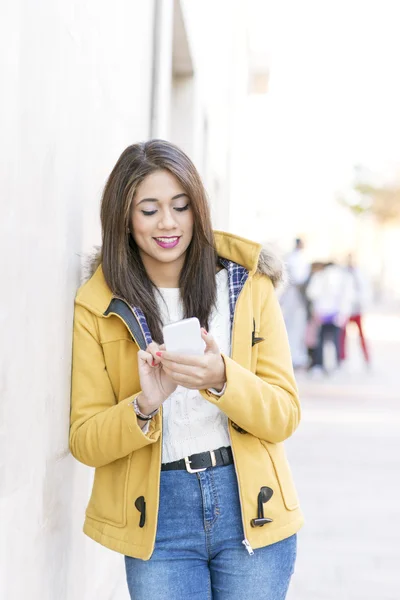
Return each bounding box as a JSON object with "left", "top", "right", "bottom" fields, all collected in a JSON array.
[{"left": 184, "top": 450, "right": 217, "bottom": 473}]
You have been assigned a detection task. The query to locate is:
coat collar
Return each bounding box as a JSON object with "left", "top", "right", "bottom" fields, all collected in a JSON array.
[
  {"left": 75, "top": 231, "right": 285, "bottom": 316},
  {"left": 214, "top": 231, "right": 285, "bottom": 287}
]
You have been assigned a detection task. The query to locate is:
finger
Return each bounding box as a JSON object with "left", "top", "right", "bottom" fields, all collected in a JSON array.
[
  {"left": 157, "top": 351, "right": 205, "bottom": 366},
  {"left": 138, "top": 349, "right": 155, "bottom": 368},
  {"left": 161, "top": 367, "right": 200, "bottom": 388},
  {"left": 161, "top": 361, "right": 204, "bottom": 377},
  {"left": 146, "top": 342, "right": 163, "bottom": 365},
  {"left": 201, "top": 329, "right": 220, "bottom": 354}
]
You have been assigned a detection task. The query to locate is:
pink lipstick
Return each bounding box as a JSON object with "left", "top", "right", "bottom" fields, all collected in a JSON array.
[{"left": 154, "top": 236, "right": 180, "bottom": 249}]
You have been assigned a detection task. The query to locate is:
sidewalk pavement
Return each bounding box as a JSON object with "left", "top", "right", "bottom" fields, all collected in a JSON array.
[{"left": 286, "top": 310, "right": 400, "bottom": 600}]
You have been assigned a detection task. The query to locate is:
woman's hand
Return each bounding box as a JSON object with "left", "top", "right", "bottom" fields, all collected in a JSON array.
[
  {"left": 156, "top": 330, "right": 226, "bottom": 392},
  {"left": 137, "top": 342, "right": 178, "bottom": 414}
]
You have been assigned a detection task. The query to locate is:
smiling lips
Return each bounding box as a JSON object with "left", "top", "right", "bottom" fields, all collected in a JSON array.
[{"left": 154, "top": 236, "right": 181, "bottom": 249}]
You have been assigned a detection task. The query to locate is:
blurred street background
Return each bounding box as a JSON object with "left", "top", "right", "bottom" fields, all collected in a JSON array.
[
  {"left": 286, "top": 306, "right": 400, "bottom": 600},
  {"left": 1, "top": 0, "right": 400, "bottom": 598}
]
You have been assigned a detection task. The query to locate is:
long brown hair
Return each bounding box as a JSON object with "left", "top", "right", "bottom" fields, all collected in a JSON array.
[{"left": 100, "top": 140, "right": 218, "bottom": 343}]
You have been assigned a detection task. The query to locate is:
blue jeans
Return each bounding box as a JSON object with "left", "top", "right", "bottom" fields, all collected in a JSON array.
[{"left": 125, "top": 464, "right": 297, "bottom": 599}]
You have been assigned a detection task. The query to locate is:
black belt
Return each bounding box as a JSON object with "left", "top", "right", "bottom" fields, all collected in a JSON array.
[{"left": 161, "top": 446, "right": 233, "bottom": 473}]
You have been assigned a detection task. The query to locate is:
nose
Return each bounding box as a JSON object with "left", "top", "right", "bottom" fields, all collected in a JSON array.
[{"left": 158, "top": 207, "right": 177, "bottom": 230}]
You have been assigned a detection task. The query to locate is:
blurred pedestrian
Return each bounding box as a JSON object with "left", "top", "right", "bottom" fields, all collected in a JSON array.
[
  {"left": 69, "top": 140, "right": 302, "bottom": 599},
  {"left": 280, "top": 238, "right": 310, "bottom": 369},
  {"left": 340, "top": 254, "right": 371, "bottom": 366},
  {"left": 303, "top": 262, "right": 324, "bottom": 368},
  {"left": 306, "top": 261, "right": 354, "bottom": 373}
]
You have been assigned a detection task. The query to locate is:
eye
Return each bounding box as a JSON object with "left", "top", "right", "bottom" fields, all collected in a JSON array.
[
  {"left": 141, "top": 209, "right": 157, "bottom": 216},
  {"left": 174, "top": 204, "right": 190, "bottom": 212}
]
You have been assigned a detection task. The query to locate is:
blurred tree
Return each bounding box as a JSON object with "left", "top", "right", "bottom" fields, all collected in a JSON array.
[
  {"left": 338, "top": 165, "right": 400, "bottom": 223},
  {"left": 337, "top": 165, "right": 400, "bottom": 302},
  {"left": 354, "top": 182, "right": 400, "bottom": 222}
]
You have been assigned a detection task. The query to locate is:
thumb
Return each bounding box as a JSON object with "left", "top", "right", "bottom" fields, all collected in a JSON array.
[{"left": 201, "top": 329, "right": 220, "bottom": 354}]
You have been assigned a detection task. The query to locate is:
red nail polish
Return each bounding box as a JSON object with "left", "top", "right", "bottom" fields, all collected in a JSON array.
[
  {"left": 152, "top": 360, "right": 156, "bottom": 366},
  {"left": 156, "top": 352, "right": 162, "bottom": 357},
  {"left": 202, "top": 328, "right": 208, "bottom": 334}
]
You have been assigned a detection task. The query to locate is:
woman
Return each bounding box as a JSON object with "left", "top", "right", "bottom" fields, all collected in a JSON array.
[{"left": 70, "top": 140, "right": 303, "bottom": 600}]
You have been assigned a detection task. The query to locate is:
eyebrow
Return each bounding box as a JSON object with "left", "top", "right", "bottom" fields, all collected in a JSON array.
[{"left": 137, "top": 193, "right": 189, "bottom": 205}]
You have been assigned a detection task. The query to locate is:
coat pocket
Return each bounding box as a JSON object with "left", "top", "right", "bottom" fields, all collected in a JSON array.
[
  {"left": 86, "top": 454, "right": 132, "bottom": 527},
  {"left": 261, "top": 441, "right": 299, "bottom": 511}
]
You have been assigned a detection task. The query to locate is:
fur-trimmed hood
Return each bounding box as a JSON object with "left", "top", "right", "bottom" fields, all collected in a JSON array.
[
  {"left": 81, "top": 231, "right": 286, "bottom": 289},
  {"left": 82, "top": 246, "right": 102, "bottom": 283},
  {"left": 255, "top": 243, "right": 286, "bottom": 288}
]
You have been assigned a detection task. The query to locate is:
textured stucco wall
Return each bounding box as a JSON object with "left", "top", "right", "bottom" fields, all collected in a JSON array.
[
  {"left": 0, "top": 2, "right": 154, "bottom": 599},
  {"left": 0, "top": 2, "right": 253, "bottom": 598}
]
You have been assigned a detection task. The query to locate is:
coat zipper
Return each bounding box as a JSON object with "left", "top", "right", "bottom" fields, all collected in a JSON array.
[
  {"left": 228, "top": 424, "right": 254, "bottom": 555},
  {"left": 228, "top": 277, "right": 254, "bottom": 556}
]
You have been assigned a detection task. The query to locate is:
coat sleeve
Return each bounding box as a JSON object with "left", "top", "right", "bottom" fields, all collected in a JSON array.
[
  {"left": 69, "top": 303, "right": 161, "bottom": 468},
  {"left": 201, "top": 276, "right": 300, "bottom": 443}
]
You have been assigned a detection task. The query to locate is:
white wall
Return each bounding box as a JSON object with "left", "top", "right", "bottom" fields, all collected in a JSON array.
[
  {"left": 177, "top": 0, "right": 251, "bottom": 230},
  {"left": 0, "top": 2, "right": 257, "bottom": 598},
  {"left": 150, "top": 0, "right": 174, "bottom": 139},
  {"left": 170, "top": 75, "right": 196, "bottom": 157},
  {"left": 151, "top": 0, "right": 252, "bottom": 231},
  {"left": 0, "top": 2, "right": 154, "bottom": 599}
]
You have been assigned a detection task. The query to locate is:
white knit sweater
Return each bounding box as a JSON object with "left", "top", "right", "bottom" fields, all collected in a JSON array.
[{"left": 157, "top": 269, "right": 231, "bottom": 463}]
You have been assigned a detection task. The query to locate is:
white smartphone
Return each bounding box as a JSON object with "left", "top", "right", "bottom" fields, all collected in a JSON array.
[{"left": 162, "top": 317, "right": 206, "bottom": 355}]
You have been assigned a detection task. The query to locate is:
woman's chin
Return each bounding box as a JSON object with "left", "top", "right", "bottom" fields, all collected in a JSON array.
[{"left": 147, "top": 246, "right": 187, "bottom": 264}]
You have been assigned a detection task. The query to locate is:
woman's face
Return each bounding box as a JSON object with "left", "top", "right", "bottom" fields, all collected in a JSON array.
[{"left": 131, "top": 169, "right": 194, "bottom": 275}]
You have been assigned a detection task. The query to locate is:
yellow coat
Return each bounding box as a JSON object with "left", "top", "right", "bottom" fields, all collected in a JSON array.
[{"left": 70, "top": 231, "right": 304, "bottom": 559}]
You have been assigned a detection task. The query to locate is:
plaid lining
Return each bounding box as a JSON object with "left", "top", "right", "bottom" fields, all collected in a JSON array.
[
  {"left": 131, "top": 259, "right": 249, "bottom": 342},
  {"left": 131, "top": 306, "right": 153, "bottom": 346},
  {"left": 219, "top": 258, "right": 249, "bottom": 325}
]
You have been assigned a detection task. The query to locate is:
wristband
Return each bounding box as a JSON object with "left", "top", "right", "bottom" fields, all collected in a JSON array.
[{"left": 132, "top": 397, "right": 159, "bottom": 421}]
